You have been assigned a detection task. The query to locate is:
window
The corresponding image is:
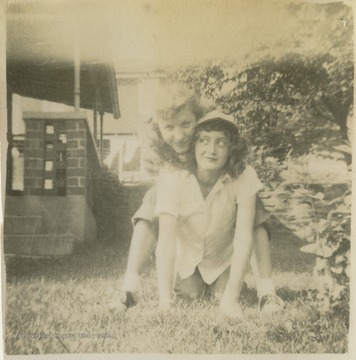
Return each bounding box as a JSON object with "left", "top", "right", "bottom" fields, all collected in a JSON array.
[
  {"left": 58, "top": 133, "right": 67, "bottom": 144},
  {"left": 46, "top": 142, "right": 54, "bottom": 151},
  {"left": 45, "top": 124, "right": 54, "bottom": 134},
  {"left": 11, "top": 137, "right": 25, "bottom": 192},
  {"left": 45, "top": 161, "right": 53, "bottom": 171},
  {"left": 122, "top": 140, "right": 141, "bottom": 172},
  {"left": 44, "top": 179, "right": 53, "bottom": 189}
]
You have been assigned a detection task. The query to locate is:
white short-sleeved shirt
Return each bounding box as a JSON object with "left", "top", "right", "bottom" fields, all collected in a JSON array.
[{"left": 155, "top": 165, "right": 264, "bottom": 285}]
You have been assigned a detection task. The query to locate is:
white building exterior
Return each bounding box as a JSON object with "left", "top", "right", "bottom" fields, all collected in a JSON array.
[{"left": 102, "top": 71, "right": 166, "bottom": 185}]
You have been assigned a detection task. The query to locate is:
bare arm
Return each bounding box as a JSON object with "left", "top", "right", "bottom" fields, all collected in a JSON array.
[
  {"left": 155, "top": 213, "right": 178, "bottom": 310},
  {"left": 220, "top": 194, "right": 257, "bottom": 317}
]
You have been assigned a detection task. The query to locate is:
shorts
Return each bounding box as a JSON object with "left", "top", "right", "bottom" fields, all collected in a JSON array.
[
  {"left": 174, "top": 266, "right": 230, "bottom": 300},
  {"left": 132, "top": 186, "right": 271, "bottom": 229},
  {"left": 254, "top": 195, "right": 271, "bottom": 228}
]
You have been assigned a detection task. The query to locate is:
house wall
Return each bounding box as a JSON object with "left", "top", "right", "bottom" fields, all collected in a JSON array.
[
  {"left": 66, "top": 118, "right": 87, "bottom": 196},
  {"left": 4, "top": 196, "right": 94, "bottom": 256},
  {"left": 103, "top": 77, "right": 161, "bottom": 184},
  {"left": 23, "top": 118, "right": 45, "bottom": 195},
  {"left": 4, "top": 113, "right": 100, "bottom": 256},
  {"left": 23, "top": 113, "right": 92, "bottom": 197}
]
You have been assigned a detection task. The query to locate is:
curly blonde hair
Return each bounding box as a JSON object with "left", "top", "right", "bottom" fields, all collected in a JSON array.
[{"left": 145, "top": 81, "right": 207, "bottom": 171}]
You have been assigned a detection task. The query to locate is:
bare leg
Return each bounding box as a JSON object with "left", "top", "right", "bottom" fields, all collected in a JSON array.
[
  {"left": 250, "top": 224, "right": 284, "bottom": 312},
  {"left": 126, "top": 219, "right": 157, "bottom": 275},
  {"left": 250, "top": 224, "right": 272, "bottom": 281}
]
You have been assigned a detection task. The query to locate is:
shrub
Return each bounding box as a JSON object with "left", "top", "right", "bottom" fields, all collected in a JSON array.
[
  {"left": 248, "top": 146, "right": 284, "bottom": 189},
  {"left": 266, "top": 145, "right": 351, "bottom": 312}
]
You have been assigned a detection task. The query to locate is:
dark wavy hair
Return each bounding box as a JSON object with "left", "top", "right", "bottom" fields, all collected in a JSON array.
[{"left": 189, "top": 119, "right": 250, "bottom": 179}]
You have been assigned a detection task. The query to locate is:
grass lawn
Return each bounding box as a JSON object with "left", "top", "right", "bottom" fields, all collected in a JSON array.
[{"left": 4, "top": 223, "right": 349, "bottom": 355}]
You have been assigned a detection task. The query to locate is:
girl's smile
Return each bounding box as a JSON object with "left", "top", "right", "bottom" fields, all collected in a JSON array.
[
  {"left": 158, "top": 107, "right": 196, "bottom": 154},
  {"left": 195, "top": 130, "right": 230, "bottom": 174}
]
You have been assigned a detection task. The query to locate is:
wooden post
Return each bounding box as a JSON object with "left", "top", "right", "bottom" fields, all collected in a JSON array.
[
  {"left": 74, "top": 41, "right": 80, "bottom": 111},
  {"left": 6, "top": 87, "right": 13, "bottom": 194},
  {"left": 93, "top": 102, "right": 97, "bottom": 144},
  {"left": 99, "top": 109, "right": 104, "bottom": 163}
]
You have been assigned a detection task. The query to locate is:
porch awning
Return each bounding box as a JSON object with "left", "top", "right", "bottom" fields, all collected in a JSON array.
[
  {"left": 7, "top": 60, "right": 120, "bottom": 119},
  {"left": 6, "top": 2, "right": 120, "bottom": 118}
]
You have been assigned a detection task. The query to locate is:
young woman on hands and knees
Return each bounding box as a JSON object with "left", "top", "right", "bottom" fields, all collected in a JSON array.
[
  {"left": 121, "top": 84, "right": 283, "bottom": 313},
  {"left": 121, "top": 83, "right": 205, "bottom": 306},
  {"left": 155, "top": 111, "right": 284, "bottom": 317}
]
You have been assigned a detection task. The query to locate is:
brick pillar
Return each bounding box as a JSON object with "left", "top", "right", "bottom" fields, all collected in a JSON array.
[
  {"left": 24, "top": 119, "right": 45, "bottom": 195},
  {"left": 66, "top": 119, "right": 86, "bottom": 196}
]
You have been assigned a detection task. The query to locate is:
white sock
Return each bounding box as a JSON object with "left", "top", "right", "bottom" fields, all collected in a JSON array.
[{"left": 257, "top": 278, "right": 276, "bottom": 299}]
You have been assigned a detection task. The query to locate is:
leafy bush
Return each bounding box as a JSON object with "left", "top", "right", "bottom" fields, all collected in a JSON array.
[
  {"left": 266, "top": 146, "right": 351, "bottom": 312},
  {"left": 247, "top": 146, "right": 284, "bottom": 189},
  {"left": 171, "top": 50, "right": 351, "bottom": 161}
]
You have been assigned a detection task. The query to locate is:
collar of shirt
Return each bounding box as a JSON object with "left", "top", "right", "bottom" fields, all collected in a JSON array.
[
  {"left": 185, "top": 171, "right": 233, "bottom": 204},
  {"left": 206, "top": 172, "right": 232, "bottom": 202}
]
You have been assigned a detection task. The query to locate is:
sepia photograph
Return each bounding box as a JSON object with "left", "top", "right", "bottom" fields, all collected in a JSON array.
[{"left": 0, "top": 0, "right": 354, "bottom": 357}]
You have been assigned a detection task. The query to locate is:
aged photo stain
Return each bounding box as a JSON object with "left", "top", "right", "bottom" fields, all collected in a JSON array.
[{"left": 0, "top": 0, "right": 354, "bottom": 357}]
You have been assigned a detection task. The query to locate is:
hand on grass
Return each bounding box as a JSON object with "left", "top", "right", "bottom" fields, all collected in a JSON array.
[
  {"left": 121, "top": 272, "right": 142, "bottom": 308},
  {"left": 219, "top": 299, "right": 243, "bottom": 319}
]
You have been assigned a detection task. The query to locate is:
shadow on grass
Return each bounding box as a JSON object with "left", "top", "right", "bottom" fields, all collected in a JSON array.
[
  {"left": 5, "top": 218, "right": 315, "bottom": 285},
  {"left": 239, "top": 283, "right": 316, "bottom": 308},
  {"left": 4, "top": 240, "right": 130, "bottom": 282}
]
